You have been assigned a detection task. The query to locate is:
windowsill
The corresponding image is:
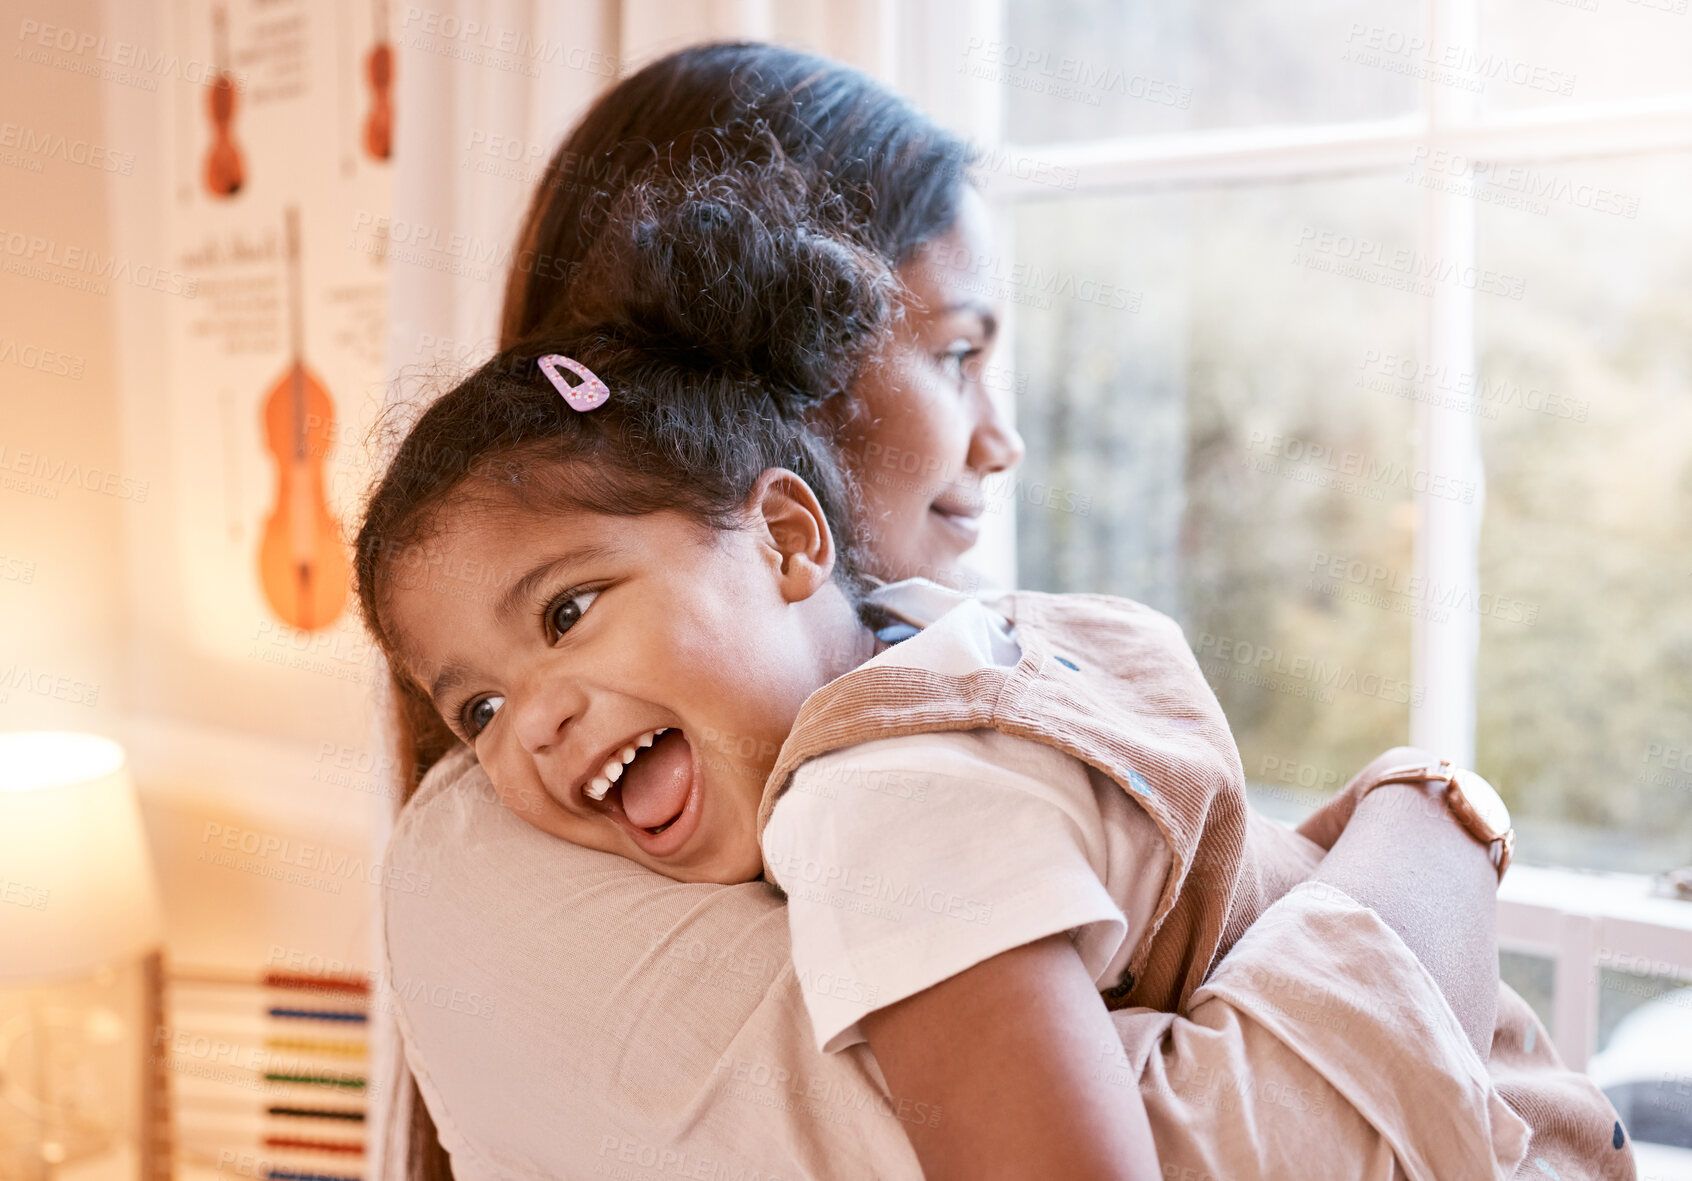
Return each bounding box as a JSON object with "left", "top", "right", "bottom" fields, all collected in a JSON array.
[
  {"left": 1247, "top": 785, "right": 1692, "bottom": 920},
  {"left": 1499, "top": 863, "right": 1692, "bottom": 934}
]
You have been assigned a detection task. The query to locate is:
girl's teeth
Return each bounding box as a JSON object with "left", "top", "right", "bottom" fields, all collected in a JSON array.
[{"left": 585, "top": 729, "right": 671, "bottom": 802}]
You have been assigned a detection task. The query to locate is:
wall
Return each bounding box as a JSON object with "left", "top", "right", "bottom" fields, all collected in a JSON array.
[
  {"left": 1, "top": 0, "right": 130, "bottom": 745},
  {"left": 2, "top": 0, "right": 393, "bottom": 979}
]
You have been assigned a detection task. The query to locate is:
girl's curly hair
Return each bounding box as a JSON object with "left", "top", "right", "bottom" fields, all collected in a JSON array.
[{"left": 356, "top": 147, "right": 895, "bottom": 767}]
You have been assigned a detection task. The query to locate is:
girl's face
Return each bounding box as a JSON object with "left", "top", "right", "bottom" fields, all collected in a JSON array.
[
  {"left": 837, "top": 187, "right": 1025, "bottom": 587},
  {"left": 380, "top": 479, "right": 868, "bottom": 884}
]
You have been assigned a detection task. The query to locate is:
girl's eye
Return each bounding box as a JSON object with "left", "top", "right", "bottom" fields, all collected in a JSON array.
[
  {"left": 463, "top": 695, "right": 504, "bottom": 737},
  {"left": 547, "top": 588, "right": 601, "bottom": 641}
]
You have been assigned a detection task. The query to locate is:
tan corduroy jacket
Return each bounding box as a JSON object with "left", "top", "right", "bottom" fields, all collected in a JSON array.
[{"left": 755, "top": 588, "right": 1634, "bottom": 1181}]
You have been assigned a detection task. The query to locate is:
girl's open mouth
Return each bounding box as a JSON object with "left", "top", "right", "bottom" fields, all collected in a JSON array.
[{"left": 592, "top": 729, "right": 703, "bottom": 854}]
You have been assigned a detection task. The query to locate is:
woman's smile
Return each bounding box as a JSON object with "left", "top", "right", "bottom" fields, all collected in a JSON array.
[
  {"left": 840, "top": 187, "right": 1024, "bottom": 586},
  {"left": 929, "top": 489, "right": 986, "bottom": 547}
]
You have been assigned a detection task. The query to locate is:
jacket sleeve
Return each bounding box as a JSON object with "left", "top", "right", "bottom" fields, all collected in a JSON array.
[{"left": 1114, "top": 881, "right": 1532, "bottom": 1181}]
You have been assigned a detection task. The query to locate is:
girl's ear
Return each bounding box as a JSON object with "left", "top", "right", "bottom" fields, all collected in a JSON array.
[{"left": 746, "top": 468, "right": 837, "bottom": 603}]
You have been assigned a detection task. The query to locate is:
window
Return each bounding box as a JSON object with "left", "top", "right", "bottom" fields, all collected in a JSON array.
[{"left": 900, "top": 0, "right": 1692, "bottom": 876}]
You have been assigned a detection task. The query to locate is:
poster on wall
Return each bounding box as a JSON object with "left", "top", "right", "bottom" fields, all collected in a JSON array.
[{"left": 166, "top": 0, "right": 392, "bottom": 662}]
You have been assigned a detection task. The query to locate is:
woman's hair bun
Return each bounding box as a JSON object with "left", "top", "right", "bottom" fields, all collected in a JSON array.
[{"left": 560, "top": 142, "right": 897, "bottom": 412}]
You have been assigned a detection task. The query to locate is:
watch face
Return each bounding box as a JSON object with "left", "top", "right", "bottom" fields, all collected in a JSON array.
[{"left": 1451, "top": 769, "right": 1511, "bottom": 838}]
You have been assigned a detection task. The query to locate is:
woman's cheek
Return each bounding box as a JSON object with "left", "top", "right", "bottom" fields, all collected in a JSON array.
[{"left": 919, "top": 380, "right": 977, "bottom": 483}]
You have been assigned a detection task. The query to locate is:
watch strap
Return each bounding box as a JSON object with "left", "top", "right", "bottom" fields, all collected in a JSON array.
[{"left": 1355, "top": 758, "right": 1513, "bottom": 882}]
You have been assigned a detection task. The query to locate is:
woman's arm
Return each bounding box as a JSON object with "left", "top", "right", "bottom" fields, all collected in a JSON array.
[
  {"left": 859, "top": 933, "right": 1158, "bottom": 1181},
  {"left": 1306, "top": 746, "right": 1500, "bottom": 1057}
]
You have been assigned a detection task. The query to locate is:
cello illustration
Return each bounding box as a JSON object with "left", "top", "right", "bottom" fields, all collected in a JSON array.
[
  {"left": 258, "top": 207, "right": 350, "bottom": 632},
  {"left": 363, "top": 0, "right": 393, "bottom": 161},
  {"left": 203, "top": 2, "right": 244, "bottom": 198}
]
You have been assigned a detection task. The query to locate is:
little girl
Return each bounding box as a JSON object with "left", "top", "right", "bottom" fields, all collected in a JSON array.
[
  {"left": 357, "top": 158, "right": 1615, "bottom": 1179},
  {"left": 359, "top": 341, "right": 1273, "bottom": 1172}
]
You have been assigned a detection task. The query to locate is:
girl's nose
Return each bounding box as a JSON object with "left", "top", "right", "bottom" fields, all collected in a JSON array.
[
  {"left": 506, "top": 673, "right": 587, "bottom": 757},
  {"left": 966, "top": 386, "right": 1026, "bottom": 476}
]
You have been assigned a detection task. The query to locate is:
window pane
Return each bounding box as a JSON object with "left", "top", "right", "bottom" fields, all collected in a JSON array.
[
  {"left": 1475, "top": 152, "right": 1692, "bottom": 873},
  {"left": 1500, "top": 949, "right": 1557, "bottom": 1034},
  {"left": 996, "top": 0, "right": 1419, "bottom": 144},
  {"left": 1009, "top": 177, "right": 1420, "bottom": 788},
  {"left": 1591, "top": 958, "right": 1692, "bottom": 1152},
  {"left": 1479, "top": 0, "right": 1692, "bottom": 113},
  {"left": 1600, "top": 961, "right": 1692, "bottom": 1054}
]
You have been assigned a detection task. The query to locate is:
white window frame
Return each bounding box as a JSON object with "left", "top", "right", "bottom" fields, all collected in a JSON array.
[{"left": 887, "top": 0, "right": 1692, "bottom": 1070}]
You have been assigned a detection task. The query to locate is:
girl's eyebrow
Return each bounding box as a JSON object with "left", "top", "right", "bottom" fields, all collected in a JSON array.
[
  {"left": 426, "top": 662, "right": 468, "bottom": 710},
  {"left": 493, "top": 543, "right": 622, "bottom": 623}
]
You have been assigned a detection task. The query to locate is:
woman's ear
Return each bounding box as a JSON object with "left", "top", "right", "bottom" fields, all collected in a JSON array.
[{"left": 746, "top": 469, "right": 836, "bottom": 603}]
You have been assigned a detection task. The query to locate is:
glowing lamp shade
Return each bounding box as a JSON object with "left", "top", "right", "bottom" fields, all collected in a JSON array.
[{"left": 0, "top": 732, "right": 163, "bottom": 983}]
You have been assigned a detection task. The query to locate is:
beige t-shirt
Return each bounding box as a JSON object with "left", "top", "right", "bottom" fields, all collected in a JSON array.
[
  {"left": 763, "top": 582, "right": 1171, "bottom": 1053},
  {"left": 383, "top": 752, "right": 1532, "bottom": 1180}
]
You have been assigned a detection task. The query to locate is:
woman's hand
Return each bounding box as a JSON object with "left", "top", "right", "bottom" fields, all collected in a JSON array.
[
  {"left": 1305, "top": 746, "right": 1501, "bottom": 1057},
  {"left": 860, "top": 933, "right": 1160, "bottom": 1181}
]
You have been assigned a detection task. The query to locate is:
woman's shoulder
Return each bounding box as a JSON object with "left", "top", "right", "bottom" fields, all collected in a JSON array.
[{"left": 387, "top": 745, "right": 521, "bottom": 874}]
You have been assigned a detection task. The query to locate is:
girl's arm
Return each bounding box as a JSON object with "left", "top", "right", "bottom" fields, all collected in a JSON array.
[
  {"left": 859, "top": 932, "right": 1157, "bottom": 1181},
  {"left": 1306, "top": 746, "right": 1500, "bottom": 1057}
]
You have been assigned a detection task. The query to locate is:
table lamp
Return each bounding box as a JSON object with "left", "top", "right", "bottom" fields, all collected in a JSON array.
[{"left": 0, "top": 732, "right": 166, "bottom": 1179}]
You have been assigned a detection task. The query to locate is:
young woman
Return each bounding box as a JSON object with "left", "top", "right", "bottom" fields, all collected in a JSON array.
[{"left": 376, "top": 42, "right": 1625, "bottom": 1181}]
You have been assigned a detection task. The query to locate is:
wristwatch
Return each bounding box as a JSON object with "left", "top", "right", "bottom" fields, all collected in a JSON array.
[{"left": 1356, "top": 758, "right": 1515, "bottom": 882}]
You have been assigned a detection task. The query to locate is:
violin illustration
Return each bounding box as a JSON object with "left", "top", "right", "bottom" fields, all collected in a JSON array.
[
  {"left": 258, "top": 207, "right": 350, "bottom": 632},
  {"left": 363, "top": 0, "right": 393, "bottom": 161},
  {"left": 203, "top": 2, "right": 244, "bottom": 198}
]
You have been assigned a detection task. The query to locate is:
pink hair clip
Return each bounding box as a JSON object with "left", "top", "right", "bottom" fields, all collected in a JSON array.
[{"left": 537, "top": 354, "right": 609, "bottom": 412}]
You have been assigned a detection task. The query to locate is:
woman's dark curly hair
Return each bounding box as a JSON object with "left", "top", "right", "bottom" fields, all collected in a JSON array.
[
  {"left": 357, "top": 148, "right": 894, "bottom": 765},
  {"left": 501, "top": 41, "right": 974, "bottom": 347}
]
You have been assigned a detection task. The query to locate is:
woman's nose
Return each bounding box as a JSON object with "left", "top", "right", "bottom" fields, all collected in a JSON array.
[{"left": 967, "top": 386, "right": 1026, "bottom": 476}]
